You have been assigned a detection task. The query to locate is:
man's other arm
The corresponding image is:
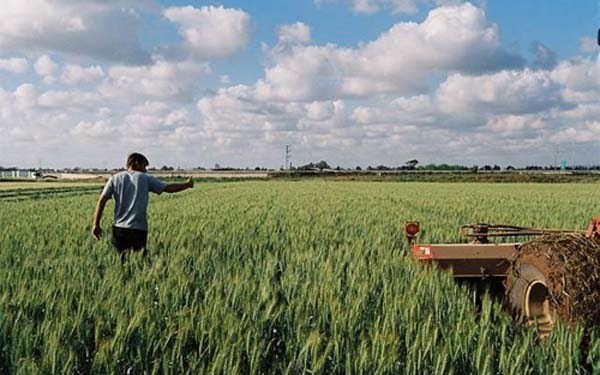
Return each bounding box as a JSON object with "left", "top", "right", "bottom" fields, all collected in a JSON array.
[
  {"left": 163, "top": 177, "right": 194, "bottom": 193},
  {"left": 92, "top": 195, "right": 110, "bottom": 240}
]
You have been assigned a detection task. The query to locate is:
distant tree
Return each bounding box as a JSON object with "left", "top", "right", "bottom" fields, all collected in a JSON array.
[
  {"left": 355, "top": 166, "right": 362, "bottom": 171},
  {"left": 492, "top": 165, "right": 501, "bottom": 171},
  {"left": 315, "top": 160, "right": 331, "bottom": 170},
  {"left": 506, "top": 165, "right": 515, "bottom": 171},
  {"left": 482, "top": 165, "right": 492, "bottom": 171},
  {"left": 405, "top": 159, "right": 419, "bottom": 170}
]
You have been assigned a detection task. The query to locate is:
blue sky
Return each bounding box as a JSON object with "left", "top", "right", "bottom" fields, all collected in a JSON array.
[{"left": 0, "top": 1, "right": 599, "bottom": 168}]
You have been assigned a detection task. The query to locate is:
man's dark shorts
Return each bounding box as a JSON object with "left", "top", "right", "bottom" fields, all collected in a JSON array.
[{"left": 112, "top": 226, "right": 148, "bottom": 252}]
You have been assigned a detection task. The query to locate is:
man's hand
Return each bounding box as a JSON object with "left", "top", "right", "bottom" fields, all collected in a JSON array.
[
  {"left": 93, "top": 195, "right": 109, "bottom": 240},
  {"left": 164, "top": 177, "right": 194, "bottom": 193},
  {"left": 92, "top": 225, "right": 102, "bottom": 240}
]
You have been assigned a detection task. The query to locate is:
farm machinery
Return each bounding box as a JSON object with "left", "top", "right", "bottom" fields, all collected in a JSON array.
[{"left": 404, "top": 219, "right": 600, "bottom": 337}]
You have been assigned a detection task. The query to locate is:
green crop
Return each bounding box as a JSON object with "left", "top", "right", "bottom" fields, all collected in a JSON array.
[{"left": 0, "top": 181, "right": 598, "bottom": 374}]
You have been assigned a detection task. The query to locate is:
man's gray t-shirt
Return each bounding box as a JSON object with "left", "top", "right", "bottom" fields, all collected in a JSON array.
[{"left": 101, "top": 171, "right": 167, "bottom": 231}]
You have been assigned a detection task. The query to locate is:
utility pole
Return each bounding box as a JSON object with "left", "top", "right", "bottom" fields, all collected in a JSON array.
[{"left": 284, "top": 144, "right": 291, "bottom": 170}]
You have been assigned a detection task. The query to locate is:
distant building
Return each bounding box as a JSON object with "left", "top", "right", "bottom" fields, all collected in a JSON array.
[{"left": 0, "top": 170, "right": 37, "bottom": 179}]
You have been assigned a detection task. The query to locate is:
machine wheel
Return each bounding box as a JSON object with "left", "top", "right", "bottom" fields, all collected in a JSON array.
[{"left": 507, "top": 260, "right": 557, "bottom": 339}]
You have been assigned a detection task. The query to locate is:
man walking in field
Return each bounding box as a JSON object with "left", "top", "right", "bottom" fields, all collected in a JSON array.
[{"left": 92, "top": 153, "right": 193, "bottom": 262}]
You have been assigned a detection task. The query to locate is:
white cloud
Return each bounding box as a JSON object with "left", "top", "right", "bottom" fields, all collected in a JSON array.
[
  {"left": 2, "top": 2, "right": 600, "bottom": 168},
  {"left": 121, "top": 101, "right": 195, "bottom": 139},
  {"left": 38, "top": 90, "right": 102, "bottom": 109},
  {"left": 436, "top": 69, "right": 563, "bottom": 115},
  {"left": 34, "top": 55, "right": 58, "bottom": 83},
  {"left": 100, "top": 60, "right": 210, "bottom": 101},
  {"left": 219, "top": 75, "right": 231, "bottom": 84},
  {"left": 164, "top": 109, "right": 191, "bottom": 127},
  {"left": 351, "top": 95, "right": 436, "bottom": 125},
  {"left": 318, "top": 0, "right": 464, "bottom": 15},
  {"left": 549, "top": 122, "right": 600, "bottom": 144},
  {"left": 550, "top": 58, "right": 600, "bottom": 94},
  {"left": 0, "top": 0, "right": 152, "bottom": 64},
  {"left": 14, "top": 83, "right": 38, "bottom": 110},
  {"left": 61, "top": 64, "right": 105, "bottom": 85},
  {"left": 485, "top": 114, "right": 546, "bottom": 134},
  {"left": 198, "top": 85, "right": 291, "bottom": 133},
  {"left": 278, "top": 22, "right": 311, "bottom": 44},
  {"left": 198, "top": 85, "right": 348, "bottom": 135},
  {"left": 164, "top": 5, "right": 252, "bottom": 59},
  {"left": 579, "top": 37, "right": 596, "bottom": 54},
  {"left": 0, "top": 57, "right": 28, "bottom": 74},
  {"left": 256, "top": 3, "right": 522, "bottom": 102},
  {"left": 72, "top": 120, "right": 117, "bottom": 138},
  {"left": 530, "top": 42, "right": 556, "bottom": 69}
]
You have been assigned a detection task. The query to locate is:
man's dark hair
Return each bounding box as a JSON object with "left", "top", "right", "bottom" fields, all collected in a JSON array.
[{"left": 126, "top": 153, "right": 149, "bottom": 168}]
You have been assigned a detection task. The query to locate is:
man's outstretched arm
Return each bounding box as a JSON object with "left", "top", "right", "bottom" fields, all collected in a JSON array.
[
  {"left": 163, "top": 177, "right": 194, "bottom": 193},
  {"left": 92, "top": 195, "right": 110, "bottom": 240}
]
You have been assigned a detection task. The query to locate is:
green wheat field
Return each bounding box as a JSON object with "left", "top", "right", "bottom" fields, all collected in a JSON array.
[{"left": 0, "top": 181, "right": 598, "bottom": 374}]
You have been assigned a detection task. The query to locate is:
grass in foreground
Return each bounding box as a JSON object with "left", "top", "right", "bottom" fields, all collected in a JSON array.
[{"left": 0, "top": 181, "right": 598, "bottom": 374}]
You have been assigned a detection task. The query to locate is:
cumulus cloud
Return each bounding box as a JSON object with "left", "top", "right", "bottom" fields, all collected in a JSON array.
[
  {"left": 72, "top": 120, "right": 117, "bottom": 138},
  {"left": 197, "top": 85, "right": 358, "bottom": 165},
  {"left": 0, "top": 0, "right": 151, "bottom": 64},
  {"left": 163, "top": 5, "right": 252, "bottom": 60},
  {"left": 219, "top": 75, "right": 231, "bottom": 84},
  {"left": 351, "top": 95, "right": 437, "bottom": 126},
  {"left": 317, "top": 0, "right": 464, "bottom": 14},
  {"left": 34, "top": 55, "right": 58, "bottom": 83},
  {"left": 38, "top": 90, "right": 102, "bottom": 109},
  {"left": 61, "top": 64, "right": 105, "bottom": 85},
  {"left": 0, "top": 83, "right": 108, "bottom": 163},
  {"left": 485, "top": 114, "right": 546, "bottom": 134},
  {"left": 550, "top": 58, "right": 600, "bottom": 94},
  {"left": 531, "top": 42, "right": 557, "bottom": 69},
  {"left": 198, "top": 85, "right": 299, "bottom": 133},
  {"left": 436, "top": 69, "right": 564, "bottom": 115},
  {"left": 549, "top": 121, "right": 600, "bottom": 144},
  {"left": 100, "top": 60, "right": 210, "bottom": 101},
  {"left": 123, "top": 101, "right": 194, "bottom": 135},
  {"left": 0, "top": 57, "right": 28, "bottom": 74},
  {"left": 256, "top": 3, "right": 523, "bottom": 102},
  {"left": 278, "top": 22, "right": 311, "bottom": 44},
  {"left": 579, "top": 37, "right": 597, "bottom": 54},
  {"left": 14, "top": 83, "right": 39, "bottom": 110},
  {"left": 2, "top": 1, "right": 600, "bottom": 168},
  {"left": 198, "top": 85, "right": 348, "bottom": 136}
]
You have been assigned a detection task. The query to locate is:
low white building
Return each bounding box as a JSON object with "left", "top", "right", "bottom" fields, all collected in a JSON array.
[{"left": 0, "top": 170, "right": 37, "bottom": 179}]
